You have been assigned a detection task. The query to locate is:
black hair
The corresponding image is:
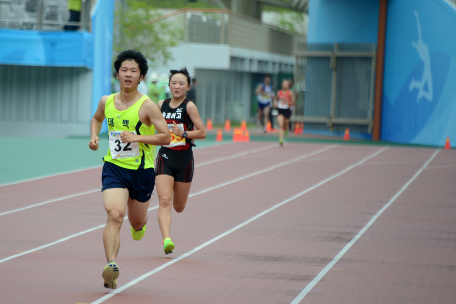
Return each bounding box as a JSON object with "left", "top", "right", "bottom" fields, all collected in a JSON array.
[
  {"left": 264, "top": 74, "right": 271, "bottom": 79},
  {"left": 169, "top": 67, "right": 191, "bottom": 85},
  {"left": 192, "top": 77, "right": 197, "bottom": 84},
  {"left": 114, "top": 50, "right": 148, "bottom": 78}
]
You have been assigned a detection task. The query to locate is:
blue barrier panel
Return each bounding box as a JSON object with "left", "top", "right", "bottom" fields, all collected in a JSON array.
[
  {"left": 307, "top": 0, "right": 379, "bottom": 43},
  {"left": 0, "top": 29, "right": 93, "bottom": 68},
  {"left": 91, "top": 0, "right": 114, "bottom": 133},
  {"left": 382, "top": 0, "right": 456, "bottom": 146}
]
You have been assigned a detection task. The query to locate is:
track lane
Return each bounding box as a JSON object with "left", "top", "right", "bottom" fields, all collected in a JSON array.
[
  {"left": 0, "top": 142, "right": 251, "bottom": 213},
  {"left": 0, "top": 144, "right": 331, "bottom": 260},
  {"left": 0, "top": 143, "right": 277, "bottom": 217},
  {"left": 0, "top": 145, "right": 386, "bottom": 304},
  {"left": 97, "top": 148, "right": 440, "bottom": 304},
  {"left": 294, "top": 149, "right": 456, "bottom": 304}
]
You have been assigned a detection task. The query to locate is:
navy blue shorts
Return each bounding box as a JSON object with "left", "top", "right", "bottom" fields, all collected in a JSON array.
[
  {"left": 101, "top": 161, "right": 155, "bottom": 203},
  {"left": 258, "top": 101, "right": 272, "bottom": 110}
]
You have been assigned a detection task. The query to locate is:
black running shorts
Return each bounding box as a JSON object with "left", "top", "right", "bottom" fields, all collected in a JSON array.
[
  {"left": 155, "top": 147, "right": 194, "bottom": 183},
  {"left": 278, "top": 108, "right": 291, "bottom": 119}
]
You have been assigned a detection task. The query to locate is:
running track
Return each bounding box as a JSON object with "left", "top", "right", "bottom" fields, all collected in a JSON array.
[{"left": 0, "top": 142, "right": 455, "bottom": 304}]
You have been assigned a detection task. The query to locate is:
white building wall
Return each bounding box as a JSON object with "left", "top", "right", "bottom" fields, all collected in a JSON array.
[
  {"left": 151, "top": 43, "right": 295, "bottom": 79},
  {"left": 0, "top": 65, "right": 93, "bottom": 137},
  {"left": 151, "top": 42, "right": 295, "bottom": 125}
]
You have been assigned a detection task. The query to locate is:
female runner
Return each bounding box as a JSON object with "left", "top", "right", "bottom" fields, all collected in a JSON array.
[
  {"left": 275, "top": 79, "right": 295, "bottom": 146},
  {"left": 155, "top": 67, "right": 206, "bottom": 254}
]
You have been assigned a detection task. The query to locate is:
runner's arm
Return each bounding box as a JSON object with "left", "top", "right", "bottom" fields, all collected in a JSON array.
[
  {"left": 89, "top": 96, "right": 108, "bottom": 151},
  {"left": 289, "top": 91, "right": 296, "bottom": 106},
  {"left": 181, "top": 102, "right": 206, "bottom": 140},
  {"left": 255, "top": 84, "right": 263, "bottom": 95},
  {"left": 123, "top": 100, "right": 170, "bottom": 146},
  {"left": 273, "top": 91, "right": 279, "bottom": 108}
]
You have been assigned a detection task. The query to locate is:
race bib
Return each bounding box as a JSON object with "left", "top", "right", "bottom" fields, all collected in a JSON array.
[
  {"left": 163, "top": 123, "right": 185, "bottom": 147},
  {"left": 109, "top": 131, "right": 140, "bottom": 159},
  {"left": 278, "top": 98, "right": 289, "bottom": 109}
]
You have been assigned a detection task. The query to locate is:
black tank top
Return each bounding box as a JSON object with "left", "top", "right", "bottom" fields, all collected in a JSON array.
[{"left": 160, "top": 98, "right": 194, "bottom": 151}]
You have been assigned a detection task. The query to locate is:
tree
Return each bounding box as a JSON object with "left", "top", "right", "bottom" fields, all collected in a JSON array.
[
  {"left": 114, "top": 0, "right": 182, "bottom": 69},
  {"left": 277, "top": 11, "right": 306, "bottom": 35}
]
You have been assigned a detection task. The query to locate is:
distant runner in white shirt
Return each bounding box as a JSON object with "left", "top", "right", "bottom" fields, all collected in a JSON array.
[{"left": 255, "top": 75, "right": 275, "bottom": 133}]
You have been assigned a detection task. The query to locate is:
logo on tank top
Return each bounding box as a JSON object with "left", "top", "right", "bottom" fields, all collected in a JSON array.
[
  {"left": 122, "top": 120, "right": 130, "bottom": 127},
  {"left": 163, "top": 112, "right": 182, "bottom": 119},
  {"left": 108, "top": 118, "right": 114, "bottom": 127}
]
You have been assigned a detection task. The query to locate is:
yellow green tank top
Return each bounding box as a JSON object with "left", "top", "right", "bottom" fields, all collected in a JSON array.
[
  {"left": 104, "top": 94, "right": 156, "bottom": 170},
  {"left": 68, "top": 0, "right": 82, "bottom": 12}
]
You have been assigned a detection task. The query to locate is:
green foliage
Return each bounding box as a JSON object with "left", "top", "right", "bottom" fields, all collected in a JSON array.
[
  {"left": 138, "top": 0, "right": 219, "bottom": 9},
  {"left": 277, "top": 11, "right": 304, "bottom": 34},
  {"left": 261, "top": 4, "right": 305, "bottom": 35},
  {"left": 114, "top": 0, "right": 183, "bottom": 68}
]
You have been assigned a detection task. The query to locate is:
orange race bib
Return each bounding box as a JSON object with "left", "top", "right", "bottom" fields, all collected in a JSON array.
[{"left": 163, "top": 123, "right": 186, "bottom": 148}]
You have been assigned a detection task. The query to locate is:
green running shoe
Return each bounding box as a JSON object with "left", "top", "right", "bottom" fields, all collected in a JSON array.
[
  {"left": 163, "top": 237, "right": 175, "bottom": 254},
  {"left": 284, "top": 130, "right": 288, "bottom": 136},
  {"left": 131, "top": 225, "right": 146, "bottom": 241},
  {"left": 102, "top": 261, "right": 119, "bottom": 289}
]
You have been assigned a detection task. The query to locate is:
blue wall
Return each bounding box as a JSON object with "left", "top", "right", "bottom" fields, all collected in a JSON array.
[
  {"left": 307, "top": 0, "right": 379, "bottom": 43},
  {"left": 91, "top": 0, "right": 114, "bottom": 133},
  {"left": 0, "top": 29, "right": 93, "bottom": 68},
  {"left": 382, "top": 0, "right": 456, "bottom": 146},
  {"left": 0, "top": 0, "right": 113, "bottom": 134}
]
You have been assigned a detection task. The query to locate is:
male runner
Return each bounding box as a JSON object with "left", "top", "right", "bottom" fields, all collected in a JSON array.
[
  {"left": 89, "top": 50, "right": 170, "bottom": 289},
  {"left": 255, "top": 74, "right": 275, "bottom": 132}
]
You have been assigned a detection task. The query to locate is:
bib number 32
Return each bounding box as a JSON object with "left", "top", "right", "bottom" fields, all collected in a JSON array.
[{"left": 109, "top": 131, "right": 140, "bottom": 159}]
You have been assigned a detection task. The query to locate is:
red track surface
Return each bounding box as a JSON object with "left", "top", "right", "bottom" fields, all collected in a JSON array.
[{"left": 0, "top": 142, "right": 455, "bottom": 304}]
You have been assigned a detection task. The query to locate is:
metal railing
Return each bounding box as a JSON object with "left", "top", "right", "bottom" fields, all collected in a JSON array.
[
  {"left": 149, "top": 8, "right": 305, "bottom": 56},
  {"left": 0, "top": 0, "right": 92, "bottom": 31},
  {"left": 293, "top": 43, "right": 377, "bottom": 134}
]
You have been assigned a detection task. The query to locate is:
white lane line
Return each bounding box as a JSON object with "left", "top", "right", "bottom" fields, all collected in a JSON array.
[
  {"left": 0, "top": 142, "right": 264, "bottom": 217},
  {"left": 197, "top": 144, "right": 277, "bottom": 167},
  {"left": 0, "top": 142, "right": 233, "bottom": 187},
  {"left": 426, "top": 164, "right": 456, "bottom": 170},
  {"left": 0, "top": 189, "right": 100, "bottom": 217},
  {"left": 91, "top": 147, "right": 387, "bottom": 304},
  {"left": 290, "top": 149, "right": 439, "bottom": 304},
  {"left": 0, "top": 165, "right": 103, "bottom": 188},
  {"left": 0, "top": 207, "right": 156, "bottom": 264},
  {"left": 0, "top": 145, "right": 336, "bottom": 264}
]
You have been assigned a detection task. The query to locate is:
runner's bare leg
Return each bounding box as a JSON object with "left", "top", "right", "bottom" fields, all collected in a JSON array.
[{"left": 103, "top": 188, "right": 129, "bottom": 262}]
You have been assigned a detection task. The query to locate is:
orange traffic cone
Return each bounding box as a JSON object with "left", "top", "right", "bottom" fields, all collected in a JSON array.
[
  {"left": 216, "top": 129, "right": 223, "bottom": 142},
  {"left": 224, "top": 119, "right": 231, "bottom": 131},
  {"left": 444, "top": 137, "right": 451, "bottom": 150},
  {"left": 343, "top": 128, "right": 350, "bottom": 141},
  {"left": 266, "top": 121, "right": 272, "bottom": 132},
  {"left": 299, "top": 122, "right": 304, "bottom": 133},
  {"left": 243, "top": 130, "right": 250, "bottom": 142},
  {"left": 232, "top": 128, "right": 243, "bottom": 142},
  {"left": 241, "top": 120, "right": 247, "bottom": 131},
  {"left": 294, "top": 122, "right": 300, "bottom": 134},
  {"left": 206, "top": 118, "right": 213, "bottom": 131}
]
